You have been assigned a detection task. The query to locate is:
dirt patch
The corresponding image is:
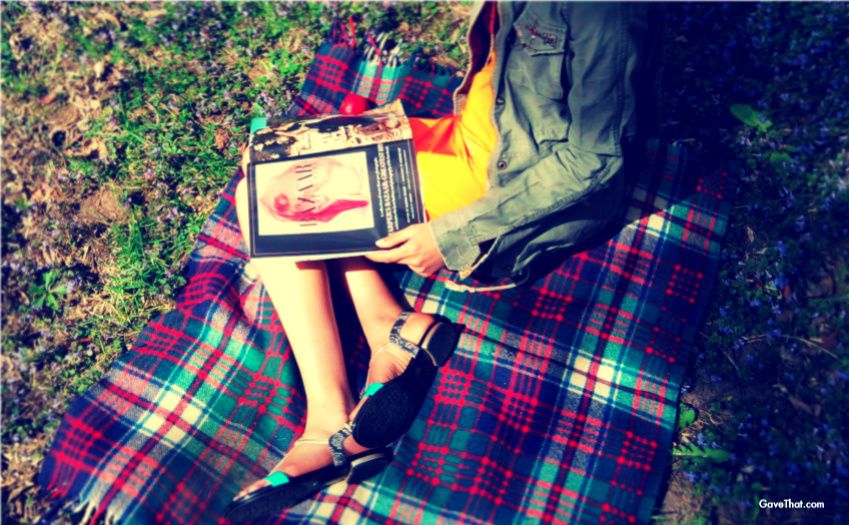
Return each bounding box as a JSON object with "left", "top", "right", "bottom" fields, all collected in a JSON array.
[{"left": 76, "top": 185, "right": 128, "bottom": 226}]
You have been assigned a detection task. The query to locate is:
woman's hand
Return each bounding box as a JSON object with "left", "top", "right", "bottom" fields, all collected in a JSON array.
[{"left": 365, "top": 223, "right": 445, "bottom": 276}]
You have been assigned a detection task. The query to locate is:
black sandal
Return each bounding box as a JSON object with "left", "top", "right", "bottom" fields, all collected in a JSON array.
[
  {"left": 224, "top": 426, "right": 392, "bottom": 523},
  {"left": 349, "top": 312, "right": 461, "bottom": 448}
]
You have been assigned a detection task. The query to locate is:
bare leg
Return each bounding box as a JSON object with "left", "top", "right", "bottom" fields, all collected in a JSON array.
[
  {"left": 232, "top": 143, "right": 434, "bottom": 497},
  {"left": 240, "top": 145, "right": 433, "bottom": 395},
  {"left": 233, "top": 177, "right": 367, "bottom": 498},
  {"left": 332, "top": 257, "right": 436, "bottom": 421}
]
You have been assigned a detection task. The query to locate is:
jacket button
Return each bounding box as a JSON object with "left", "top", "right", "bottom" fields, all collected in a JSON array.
[
  {"left": 495, "top": 96, "right": 505, "bottom": 106},
  {"left": 497, "top": 159, "right": 507, "bottom": 170}
]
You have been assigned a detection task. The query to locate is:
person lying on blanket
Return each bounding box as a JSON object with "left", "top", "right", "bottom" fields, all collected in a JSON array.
[{"left": 226, "top": 2, "right": 656, "bottom": 521}]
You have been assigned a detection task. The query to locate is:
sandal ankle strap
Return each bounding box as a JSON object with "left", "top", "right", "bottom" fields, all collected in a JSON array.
[
  {"left": 289, "top": 424, "right": 351, "bottom": 468},
  {"left": 387, "top": 312, "right": 439, "bottom": 366},
  {"left": 292, "top": 437, "right": 327, "bottom": 447}
]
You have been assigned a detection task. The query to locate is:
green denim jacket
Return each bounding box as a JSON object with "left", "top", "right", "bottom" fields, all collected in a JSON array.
[{"left": 428, "top": 1, "right": 656, "bottom": 290}]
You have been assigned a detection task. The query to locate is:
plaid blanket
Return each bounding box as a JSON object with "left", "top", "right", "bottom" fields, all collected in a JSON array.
[{"left": 38, "top": 36, "right": 732, "bottom": 525}]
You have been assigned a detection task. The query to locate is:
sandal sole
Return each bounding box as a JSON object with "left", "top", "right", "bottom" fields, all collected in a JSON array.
[
  {"left": 351, "top": 321, "right": 460, "bottom": 448},
  {"left": 347, "top": 448, "right": 393, "bottom": 483},
  {"left": 421, "top": 322, "right": 462, "bottom": 366},
  {"left": 225, "top": 449, "right": 391, "bottom": 522},
  {"left": 225, "top": 472, "right": 342, "bottom": 522}
]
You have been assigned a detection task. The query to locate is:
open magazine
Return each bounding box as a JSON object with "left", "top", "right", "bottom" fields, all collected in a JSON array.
[{"left": 245, "top": 100, "right": 425, "bottom": 260}]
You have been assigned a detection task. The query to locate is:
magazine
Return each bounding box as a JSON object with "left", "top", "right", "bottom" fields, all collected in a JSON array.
[{"left": 245, "top": 100, "right": 425, "bottom": 260}]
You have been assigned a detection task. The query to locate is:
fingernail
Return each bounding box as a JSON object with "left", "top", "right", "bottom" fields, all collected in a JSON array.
[{"left": 375, "top": 238, "right": 387, "bottom": 247}]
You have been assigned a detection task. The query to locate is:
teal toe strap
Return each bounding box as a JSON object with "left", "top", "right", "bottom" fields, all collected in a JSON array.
[
  {"left": 364, "top": 382, "right": 384, "bottom": 396},
  {"left": 264, "top": 471, "right": 290, "bottom": 487}
]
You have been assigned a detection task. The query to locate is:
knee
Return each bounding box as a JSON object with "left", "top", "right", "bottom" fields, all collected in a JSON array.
[
  {"left": 234, "top": 179, "right": 251, "bottom": 244},
  {"left": 235, "top": 178, "right": 248, "bottom": 210},
  {"left": 239, "top": 142, "right": 250, "bottom": 174}
]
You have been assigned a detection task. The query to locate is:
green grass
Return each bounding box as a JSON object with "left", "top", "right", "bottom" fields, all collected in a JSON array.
[
  {"left": 659, "top": 4, "right": 849, "bottom": 523},
  {"left": 1, "top": 3, "right": 471, "bottom": 522}
]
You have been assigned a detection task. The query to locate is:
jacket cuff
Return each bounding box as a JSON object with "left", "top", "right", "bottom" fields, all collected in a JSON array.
[{"left": 428, "top": 215, "right": 481, "bottom": 272}]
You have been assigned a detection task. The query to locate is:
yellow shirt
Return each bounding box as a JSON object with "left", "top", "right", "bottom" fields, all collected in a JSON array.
[{"left": 409, "top": 53, "right": 497, "bottom": 220}]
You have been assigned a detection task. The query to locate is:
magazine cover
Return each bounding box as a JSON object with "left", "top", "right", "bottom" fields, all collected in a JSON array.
[{"left": 246, "top": 100, "right": 425, "bottom": 260}]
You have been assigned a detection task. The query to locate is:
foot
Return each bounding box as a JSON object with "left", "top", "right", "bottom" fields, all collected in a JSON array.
[
  {"left": 233, "top": 436, "right": 323, "bottom": 500},
  {"left": 233, "top": 424, "right": 370, "bottom": 501},
  {"left": 349, "top": 311, "right": 435, "bottom": 422}
]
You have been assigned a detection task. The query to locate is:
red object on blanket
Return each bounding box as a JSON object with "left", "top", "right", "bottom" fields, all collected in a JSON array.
[{"left": 339, "top": 93, "right": 375, "bottom": 115}]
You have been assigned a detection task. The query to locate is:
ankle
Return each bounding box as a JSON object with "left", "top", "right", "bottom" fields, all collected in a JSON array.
[
  {"left": 360, "top": 309, "right": 403, "bottom": 350},
  {"left": 304, "top": 388, "right": 356, "bottom": 415},
  {"left": 302, "top": 417, "right": 348, "bottom": 438},
  {"left": 303, "top": 404, "right": 353, "bottom": 436}
]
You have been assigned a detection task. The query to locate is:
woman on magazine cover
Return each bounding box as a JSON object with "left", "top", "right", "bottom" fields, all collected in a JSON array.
[{"left": 259, "top": 158, "right": 370, "bottom": 224}]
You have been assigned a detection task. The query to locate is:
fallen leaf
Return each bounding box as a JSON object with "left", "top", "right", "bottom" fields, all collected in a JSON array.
[
  {"left": 49, "top": 105, "right": 82, "bottom": 131},
  {"left": 143, "top": 9, "right": 168, "bottom": 19},
  {"left": 7, "top": 33, "right": 29, "bottom": 61},
  {"left": 811, "top": 332, "right": 839, "bottom": 351},
  {"left": 20, "top": 213, "right": 40, "bottom": 240},
  {"left": 746, "top": 226, "right": 755, "bottom": 243},
  {"left": 66, "top": 139, "right": 109, "bottom": 161},
  {"left": 29, "top": 180, "right": 56, "bottom": 206},
  {"left": 248, "top": 61, "right": 273, "bottom": 83},
  {"left": 94, "top": 11, "right": 121, "bottom": 29},
  {"left": 39, "top": 91, "right": 59, "bottom": 105},
  {"left": 788, "top": 395, "right": 818, "bottom": 417},
  {"left": 94, "top": 60, "right": 106, "bottom": 80},
  {"left": 215, "top": 128, "right": 229, "bottom": 151}
]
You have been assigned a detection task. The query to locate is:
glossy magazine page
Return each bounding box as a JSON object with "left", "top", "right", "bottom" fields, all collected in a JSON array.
[{"left": 246, "top": 101, "right": 424, "bottom": 259}]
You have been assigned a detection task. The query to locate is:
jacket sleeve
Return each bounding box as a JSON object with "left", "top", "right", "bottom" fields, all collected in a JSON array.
[{"left": 429, "top": 3, "right": 644, "bottom": 272}]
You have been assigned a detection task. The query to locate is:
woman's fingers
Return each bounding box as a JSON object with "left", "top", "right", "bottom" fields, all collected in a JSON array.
[
  {"left": 365, "top": 245, "right": 409, "bottom": 265},
  {"left": 367, "top": 224, "right": 444, "bottom": 277},
  {"left": 375, "top": 226, "right": 416, "bottom": 248}
]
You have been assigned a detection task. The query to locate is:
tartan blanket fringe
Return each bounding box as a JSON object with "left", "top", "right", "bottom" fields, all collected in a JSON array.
[
  {"left": 327, "top": 20, "right": 457, "bottom": 75},
  {"left": 37, "top": 492, "right": 114, "bottom": 525},
  {"left": 37, "top": 33, "right": 733, "bottom": 525}
]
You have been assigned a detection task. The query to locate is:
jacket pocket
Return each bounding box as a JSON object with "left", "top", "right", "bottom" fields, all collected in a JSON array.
[{"left": 507, "top": 10, "right": 567, "bottom": 100}]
